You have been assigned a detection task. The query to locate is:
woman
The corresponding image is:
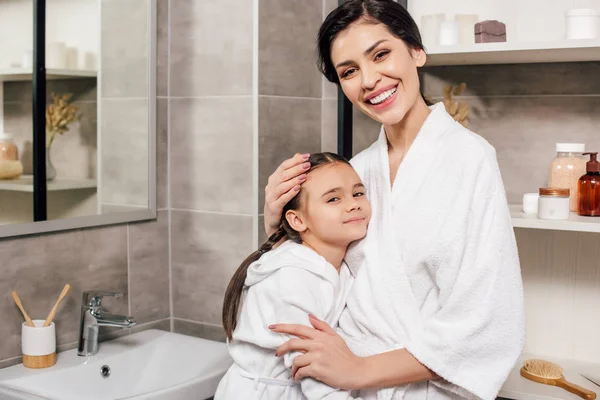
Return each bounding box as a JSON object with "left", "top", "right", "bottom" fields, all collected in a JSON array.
[{"left": 263, "top": 1, "right": 525, "bottom": 399}]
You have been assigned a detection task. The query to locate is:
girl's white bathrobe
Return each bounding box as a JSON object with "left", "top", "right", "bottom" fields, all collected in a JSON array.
[
  {"left": 215, "top": 241, "right": 360, "bottom": 400},
  {"left": 341, "top": 103, "right": 526, "bottom": 400}
]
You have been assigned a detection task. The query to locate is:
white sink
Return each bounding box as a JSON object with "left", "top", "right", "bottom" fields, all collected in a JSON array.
[{"left": 0, "top": 329, "right": 233, "bottom": 400}]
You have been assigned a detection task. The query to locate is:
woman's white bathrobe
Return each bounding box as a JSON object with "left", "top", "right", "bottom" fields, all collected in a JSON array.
[
  {"left": 341, "top": 103, "right": 526, "bottom": 400},
  {"left": 215, "top": 241, "right": 360, "bottom": 400}
]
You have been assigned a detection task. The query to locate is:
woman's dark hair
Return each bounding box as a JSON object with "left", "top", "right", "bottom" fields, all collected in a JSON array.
[
  {"left": 317, "top": 0, "right": 431, "bottom": 105},
  {"left": 222, "top": 152, "right": 351, "bottom": 340}
]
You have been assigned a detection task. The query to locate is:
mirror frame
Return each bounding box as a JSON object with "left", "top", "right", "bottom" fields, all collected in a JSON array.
[{"left": 0, "top": 0, "right": 157, "bottom": 238}]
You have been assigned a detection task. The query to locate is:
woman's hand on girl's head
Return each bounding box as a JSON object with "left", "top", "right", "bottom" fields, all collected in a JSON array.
[
  {"left": 264, "top": 153, "right": 311, "bottom": 236},
  {"left": 269, "top": 314, "right": 367, "bottom": 390}
]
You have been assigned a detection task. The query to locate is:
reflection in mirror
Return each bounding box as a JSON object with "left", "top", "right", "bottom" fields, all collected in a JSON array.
[{"left": 0, "top": 0, "right": 152, "bottom": 226}]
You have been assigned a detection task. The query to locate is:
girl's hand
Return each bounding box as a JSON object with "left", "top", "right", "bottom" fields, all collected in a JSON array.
[
  {"left": 270, "top": 314, "right": 366, "bottom": 390},
  {"left": 264, "top": 153, "right": 311, "bottom": 236}
]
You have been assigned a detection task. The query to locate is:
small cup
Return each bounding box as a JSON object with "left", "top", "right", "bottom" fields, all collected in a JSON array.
[{"left": 22, "top": 320, "right": 56, "bottom": 369}]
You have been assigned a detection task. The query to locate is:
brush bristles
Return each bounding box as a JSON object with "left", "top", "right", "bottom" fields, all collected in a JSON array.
[{"left": 523, "top": 359, "right": 563, "bottom": 379}]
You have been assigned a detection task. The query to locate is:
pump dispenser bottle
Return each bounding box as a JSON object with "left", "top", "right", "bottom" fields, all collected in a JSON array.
[{"left": 577, "top": 152, "right": 600, "bottom": 216}]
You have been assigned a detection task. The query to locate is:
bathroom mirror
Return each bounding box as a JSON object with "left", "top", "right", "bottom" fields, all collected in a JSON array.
[{"left": 0, "top": 0, "right": 156, "bottom": 238}]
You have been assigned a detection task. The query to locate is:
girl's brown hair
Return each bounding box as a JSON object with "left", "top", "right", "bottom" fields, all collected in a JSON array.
[{"left": 222, "top": 152, "right": 350, "bottom": 340}]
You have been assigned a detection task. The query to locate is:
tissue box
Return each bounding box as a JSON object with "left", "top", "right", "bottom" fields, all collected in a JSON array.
[{"left": 475, "top": 20, "right": 507, "bottom": 43}]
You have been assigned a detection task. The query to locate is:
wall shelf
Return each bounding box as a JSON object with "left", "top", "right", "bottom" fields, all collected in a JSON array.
[
  {"left": 501, "top": 354, "right": 600, "bottom": 400},
  {"left": 0, "top": 176, "right": 96, "bottom": 192},
  {"left": 0, "top": 68, "right": 97, "bottom": 82},
  {"left": 510, "top": 205, "right": 600, "bottom": 233},
  {"left": 426, "top": 39, "right": 600, "bottom": 66}
]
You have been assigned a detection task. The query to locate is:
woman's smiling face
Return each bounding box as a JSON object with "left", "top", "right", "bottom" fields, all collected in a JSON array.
[{"left": 331, "top": 20, "right": 426, "bottom": 126}]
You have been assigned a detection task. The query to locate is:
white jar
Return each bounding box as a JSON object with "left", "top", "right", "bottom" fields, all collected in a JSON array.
[
  {"left": 538, "top": 188, "right": 570, "bottom": 220},
  {"left": 565, "top": 9, "right": 599, "bottom": 40},
  {"left": 522, "top": 193, "right": 540, "bottom": 214},
  {"left": 439, "top": 19, "right": 460, "bottom": 46}
]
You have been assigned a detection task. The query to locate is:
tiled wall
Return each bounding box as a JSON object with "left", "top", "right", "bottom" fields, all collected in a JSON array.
[{"left": 167, "top": 0, "right": 254, "bottom": 338}]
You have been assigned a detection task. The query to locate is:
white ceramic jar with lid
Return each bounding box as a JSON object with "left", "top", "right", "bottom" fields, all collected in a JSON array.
[
  {"left": 549, "top": 143, "right": 586, "bottom": 212},
  {"left": 565, "top": 8, "right": 599, "bottom": 39},
  {"left": 538, "top": 188, "right": 570, "bottom": 220}
]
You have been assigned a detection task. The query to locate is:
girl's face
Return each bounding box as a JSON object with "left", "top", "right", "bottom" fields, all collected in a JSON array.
[
  {"left": 286, "top": 162, "right": 371, "bottom": 247},
  {"left": 331, "top": 21, "right": 426, "bottom": 126}
]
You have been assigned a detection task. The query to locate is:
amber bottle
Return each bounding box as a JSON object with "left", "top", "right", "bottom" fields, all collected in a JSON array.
[{"left": 577, "top": 152, "right": 600, "bottom": 216}]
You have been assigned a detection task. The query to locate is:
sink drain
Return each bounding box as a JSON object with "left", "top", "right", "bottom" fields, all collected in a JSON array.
[{"left": 100, "top": 365, "right": 111, "bottom": 378}]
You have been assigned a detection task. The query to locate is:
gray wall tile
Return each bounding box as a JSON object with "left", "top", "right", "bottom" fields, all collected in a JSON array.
[
  {"left": 352, "top": 106, "right": 380, "bottom": 156},
  {"left": 129, "top": 211, "right": 170, "bottom": 323},
  {"left": 258, "top": 96, "right": 321, "bottom": 211},
  {"left": 157, "top": 0, "right": 169, "bottom": 97},
  {"left": 259, "top": 0, "right": 322, "bottom": 97},
  {"left": 0, "top": 225, "right": 128, "bottom": 362},
  {"left": 157, "top": 98, "right": 168, "bottom": 209},
  {"left": 322, "top": 98, "right": 337, "bottom": 153},
  {"left": 170, "top": 0, "right": 253, "bottom": 97},
  {"left": 170, "top": 97, "right": 253, "bottom": 214},
  {"left": 171, "top": 211, "right": 253, "bottom": 325},
  {"left": 101, "top": 99, "right": 149, "bottom": 207},
  {"left": 131, "top": 318, "right": 171, "bottom": 334},
  {"left": 173, "top": 319, "right": 226, "bottom": 342},
  {"left": 101, "top": 0, "right": 149, "bottom": 98}
]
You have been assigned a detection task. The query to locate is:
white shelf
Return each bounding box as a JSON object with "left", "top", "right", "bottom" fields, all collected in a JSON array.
[
  {"left": 0, "top": 176, "right": 96, "bottom": 192},
  {"left": 426, "top": 39, "right": 600, "bottom": 66},
  {"left": 0, "top": 68, "right": 97, "bottom": 82},
  {"left": 510, "top": 205, "right": 600, "bottom": 233},
  {"left": 500, "top": 354, "right": 600, "bottom": 400}
]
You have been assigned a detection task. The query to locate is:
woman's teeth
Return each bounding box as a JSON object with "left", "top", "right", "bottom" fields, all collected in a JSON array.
[{"left": 368, "top": 88, "right": 396, "bottom": 105}]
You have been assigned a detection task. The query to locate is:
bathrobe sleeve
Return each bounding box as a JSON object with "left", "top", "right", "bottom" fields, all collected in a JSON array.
[
  {"left": 272, "top": 267, "right": 361, "bottom": 400},
  {"left": 404, "top": 150, "right": 525, "bottom": 400}
]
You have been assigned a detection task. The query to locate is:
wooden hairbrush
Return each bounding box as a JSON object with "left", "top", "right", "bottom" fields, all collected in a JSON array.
[{"left": 520, "top": 359, "right": 596, "bottom": 400}]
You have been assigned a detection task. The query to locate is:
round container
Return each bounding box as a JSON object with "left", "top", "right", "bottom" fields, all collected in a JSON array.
[
  {"left": 22, "top": 320, "right": 56, "bottom": 369},
  {"left": 549, "top": 143, "right": 586, "bottom": 212},
  {"left": 522, "top": 193, "right": 540, "bottom": 214},
  {"left": 439, "top": 20, "right": 460, "bottom": 46},
  {"left": 538, "top": 188, "right": 570, "bottom": 220},
  {"left": 565, "top": 8, "right": 599, "bottom": 40}
]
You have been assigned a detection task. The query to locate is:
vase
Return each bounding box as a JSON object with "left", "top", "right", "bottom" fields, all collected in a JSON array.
[{"left": 46, "top": 147, "right": 56, "bottom": 181}]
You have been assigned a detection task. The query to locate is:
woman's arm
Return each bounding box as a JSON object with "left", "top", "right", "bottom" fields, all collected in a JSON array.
[{"left": 271, "top": 316, "right": 437, "bottom": 391}]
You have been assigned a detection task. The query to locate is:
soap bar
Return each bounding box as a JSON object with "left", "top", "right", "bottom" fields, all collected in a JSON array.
[{"left": 475, "top": 20, "right": 507, "bottom": 43}]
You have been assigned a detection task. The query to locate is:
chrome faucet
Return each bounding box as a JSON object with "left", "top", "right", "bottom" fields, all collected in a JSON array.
[{"left": 77, "top": 291, "right": 136, "bottom": 356}]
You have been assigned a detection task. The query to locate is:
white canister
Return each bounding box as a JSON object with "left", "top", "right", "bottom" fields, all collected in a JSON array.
[
  {"left": 46, "top": 42, "right": 66, "bottom": 69},
  {"left": 439, "top": 19, "right": 460, "bottom": 46},
  {"left": 522, "top": 193, "right": 540, "bottom": 214},
  {"left": 538, "top": 188, "right": 570, "bottom": 220},
  {"left": 565, "top": 8, "right": 599, "bottom": 40},
  {"left": 420, "top": 14, "right": 445, "bottom": 47}
]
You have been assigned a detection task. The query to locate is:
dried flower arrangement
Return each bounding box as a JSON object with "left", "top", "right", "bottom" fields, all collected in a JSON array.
[
  {"left": 442, "top": 83, "right": 469, "bottom": 127},
  {"left": 45, "top": 93, "right": 80, "bottom": 148}
]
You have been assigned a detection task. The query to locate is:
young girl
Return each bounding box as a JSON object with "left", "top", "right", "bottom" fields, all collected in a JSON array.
[{"left": 215, "top": 152, "right": 371, "bottom": 400}]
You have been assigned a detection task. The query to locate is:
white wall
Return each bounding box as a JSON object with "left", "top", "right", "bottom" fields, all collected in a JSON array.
[
  {"left": 0, "top": 0, "right": 99, "bottom": 68},
  {"left": 409, "top": 0, "right": 600, "bottom": 43}
]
